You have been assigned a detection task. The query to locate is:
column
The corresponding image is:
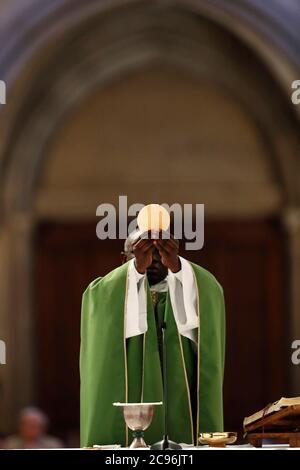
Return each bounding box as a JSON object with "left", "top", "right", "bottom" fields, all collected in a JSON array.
[{"left": 283, "top": 207, "right": 300, "bottom": 395}]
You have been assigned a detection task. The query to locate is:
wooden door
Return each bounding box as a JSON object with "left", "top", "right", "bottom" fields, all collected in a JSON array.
[
  {"left": 34, "top": 219, "right": 288, "bottom": 443},
  {"left": 180, "top": 220, "right": 288, "bottom": 434}
]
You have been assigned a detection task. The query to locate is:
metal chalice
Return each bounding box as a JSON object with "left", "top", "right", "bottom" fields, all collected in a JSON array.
[{"left": 113, "top": 402, "right": 162, "bottom": 448}]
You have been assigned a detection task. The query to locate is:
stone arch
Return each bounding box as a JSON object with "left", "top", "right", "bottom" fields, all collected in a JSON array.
[
  {"left": 1, "top": 1, "right": 300, "bottom": 211},
  {"left": 0, "top": 0, "right": 300, "bottom": 433}
]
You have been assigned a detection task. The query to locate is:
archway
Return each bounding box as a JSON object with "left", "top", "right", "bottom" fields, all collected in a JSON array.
[{"left": 0, "top": 0, "right": 300, "bottom": 436}]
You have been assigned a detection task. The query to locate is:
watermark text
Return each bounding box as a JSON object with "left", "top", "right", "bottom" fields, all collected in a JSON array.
[
  {"left": 96, "top": 196, "right": 204, "bottom": 250},
  {"left": 291, "top": 339, "right": 300, "bottom": 365},
  {"left": 291, "top": 80, "right": 300, "bottom": 105},
  {"left": 0, "top": 340, "right": 6, "bottom": 365},
  {"left": 0, "top": 80, "right": 6, "bottom": 104}
]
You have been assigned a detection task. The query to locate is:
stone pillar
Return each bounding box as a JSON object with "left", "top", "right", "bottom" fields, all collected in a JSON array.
[
  {"left": 0, "top": 221, "right": 13, "bottom": 434},
  {"left": 0, "top": 213, "right": 35, "bottom": 434},
  {"left": 283, "top": 207, "right": 300, "bottom": 395}
]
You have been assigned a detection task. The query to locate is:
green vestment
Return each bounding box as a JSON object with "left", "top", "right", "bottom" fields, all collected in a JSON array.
[{"left": 80, "top": 260, "right": 225, "bottom": 447}]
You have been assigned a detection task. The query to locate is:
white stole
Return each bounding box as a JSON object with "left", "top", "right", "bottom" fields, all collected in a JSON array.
[{"left": 125, "top": 256, "right": 198, "bottom": 343}]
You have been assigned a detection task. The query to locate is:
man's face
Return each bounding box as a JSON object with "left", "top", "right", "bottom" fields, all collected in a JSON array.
[
  {"left": 19, "top": 414, "right": 45, "bottom": 442},
  {"left": 145, "top": 247, "right": 168, "bottom": 286}
]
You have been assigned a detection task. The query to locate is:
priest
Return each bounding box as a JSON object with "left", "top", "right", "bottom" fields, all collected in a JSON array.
[{"left": 80, "top": 230, "right": 225, "bottom": 447}]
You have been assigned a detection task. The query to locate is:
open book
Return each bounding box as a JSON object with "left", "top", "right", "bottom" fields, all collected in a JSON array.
[{"left": 244, "top": 397, "right": 300, "bottom": 428}]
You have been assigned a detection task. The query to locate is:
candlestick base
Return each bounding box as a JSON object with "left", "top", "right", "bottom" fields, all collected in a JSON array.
[{"left": 150, "top": 435, "right": 182, "bottom": 450}]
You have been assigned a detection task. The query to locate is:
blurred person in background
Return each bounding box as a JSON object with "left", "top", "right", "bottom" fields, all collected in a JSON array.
[{"left": 4, "top": 407, "right": 63, "bottom": 449}]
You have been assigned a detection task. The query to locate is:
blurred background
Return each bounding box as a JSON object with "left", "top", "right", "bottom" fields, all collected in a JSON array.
[{"left": 0, "top": 0, "right": 300, "bottom": 447}]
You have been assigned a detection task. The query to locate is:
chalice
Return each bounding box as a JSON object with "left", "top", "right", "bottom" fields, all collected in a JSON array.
[{"left": 113, "top": 402, "right": 162, "bottom": 448}]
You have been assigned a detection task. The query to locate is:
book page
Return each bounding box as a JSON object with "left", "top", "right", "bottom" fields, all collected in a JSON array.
[{"left": 244, "top": 397, "right": 300, "bottom": 427}]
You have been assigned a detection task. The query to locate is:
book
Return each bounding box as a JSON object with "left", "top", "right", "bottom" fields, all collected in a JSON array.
[{"left": 244, "top": 397, "right": 300, "bottom": 428}]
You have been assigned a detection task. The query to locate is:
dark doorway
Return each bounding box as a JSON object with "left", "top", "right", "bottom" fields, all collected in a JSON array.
[{"left": 34, "top": 219, "right": 288, "bottom": 444}]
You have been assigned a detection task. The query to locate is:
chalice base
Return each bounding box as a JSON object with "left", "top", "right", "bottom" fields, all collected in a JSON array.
[
  {"left": 151, "top": 436, "right": 182, "bottom": 450},
  {"left": 130, "top": 436, "right": 148, "bottom": 449}
]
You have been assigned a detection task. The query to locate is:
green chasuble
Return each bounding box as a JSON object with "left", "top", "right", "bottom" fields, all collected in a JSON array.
[{"left": 80, "top": 260, "right": 225, "bottom": 447}]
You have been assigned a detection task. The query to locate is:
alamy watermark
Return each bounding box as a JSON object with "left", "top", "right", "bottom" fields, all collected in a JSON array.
[
  {"left": 291, "top": 340, "right": 300, "bottom": 365},
  {"left": 96, "top": 196, "right": 204, "bottom": 250},
  {"left": 0, "top": 340, "right": 6, "bottom": 365},
  {"left": 0, "top": 80, "right": 6, "bottom": 104},
  {"left": 291, "top": 80, "right": 300, "bottom": 105}
]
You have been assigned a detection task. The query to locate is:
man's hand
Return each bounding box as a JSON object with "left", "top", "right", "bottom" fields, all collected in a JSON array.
[
  {"left": 154, "top": 236, "right": 180, "bottom": 273},
  {"left": 132, "top": 238, "right": 154, "bottom": 274}
]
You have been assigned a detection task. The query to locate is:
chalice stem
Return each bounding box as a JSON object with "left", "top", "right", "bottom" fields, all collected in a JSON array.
[{"left": 131, "top": 430, "right": 147, "bottom": 449}]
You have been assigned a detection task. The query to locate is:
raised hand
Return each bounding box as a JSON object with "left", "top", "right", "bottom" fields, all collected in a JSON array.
[
  {"left": 132, "top": 238, "right": 154, "bottom": 274},
  {"left": 153, "top": 236, "right": 180, "bottom": 273}
]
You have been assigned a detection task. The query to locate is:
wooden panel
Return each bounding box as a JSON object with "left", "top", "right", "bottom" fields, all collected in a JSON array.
[
  {"left": 180, "top": 220, "right": 288, "bottom": 434},
  {"left": 34, "top": 219, "right": 288, "bottom": 442},
  {"left": 34, "top": 223, "right": 124, "bottom": 441}
]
